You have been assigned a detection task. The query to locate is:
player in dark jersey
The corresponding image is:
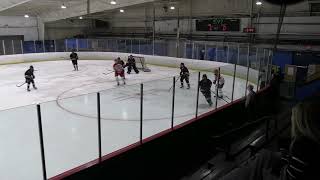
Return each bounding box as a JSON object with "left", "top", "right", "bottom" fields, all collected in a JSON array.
[
  {"left": 70, "top": 49, "right": 79, "bottom": 71},
  {"left": 180, "top": 63, "right": 190, "bottom": 89},
  {"left": 199, "top": 74, "right": 213, "bottom": 106},
  {"left": 127, "top": 55, "right": 139, "bottom": 74},
  {"left": 25, "top": 65, "right": 37, "bottom": 92}
]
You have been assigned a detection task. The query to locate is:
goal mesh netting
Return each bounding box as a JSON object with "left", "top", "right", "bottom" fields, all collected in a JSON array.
[{"left": 129, "top": 56, "right": 151, "bottom": 72}]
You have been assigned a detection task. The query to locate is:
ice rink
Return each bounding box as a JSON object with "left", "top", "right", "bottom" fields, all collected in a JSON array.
[{"left": 0, "top": 60, "right": 249, "bottom": 179}]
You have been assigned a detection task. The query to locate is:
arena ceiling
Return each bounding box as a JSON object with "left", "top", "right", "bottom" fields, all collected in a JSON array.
[{"left": 0, "top": 0, "right": 157, "bottom": 22}]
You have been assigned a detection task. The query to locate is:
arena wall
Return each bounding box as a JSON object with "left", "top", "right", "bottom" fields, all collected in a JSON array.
[{"left": 0, "top": 52, "right": 259, "bottom": 83}]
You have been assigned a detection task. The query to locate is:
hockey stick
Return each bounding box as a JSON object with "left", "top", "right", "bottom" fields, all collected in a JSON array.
[
  {"left": 103, "top": 71, "right": 115, "bottom": 75},
  {"left": 16, "top": 82, "right": 26, "bottom": 87},
  {"left": 168, "top": 76, "right": 181, "bottom": 92},
  {"left": 224, "top": 95, "right": 231, "bottom": 101},
  {"left": 210, "top": 90, "right": 230, "bottom": 104}
]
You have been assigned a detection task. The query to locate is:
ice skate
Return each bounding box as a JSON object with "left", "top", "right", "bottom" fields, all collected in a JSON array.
[
  {"left": 33, "top": 85, "right": 37, "bottom": 90},
  {"left": 27, "top": 87, "right": 30, "bottom": 92},
  {"left": 180, "top": 84, "right": 184, "bottom": 88},
  {"left": 187, "top": 84, "right": 190, "bottom": 89}
]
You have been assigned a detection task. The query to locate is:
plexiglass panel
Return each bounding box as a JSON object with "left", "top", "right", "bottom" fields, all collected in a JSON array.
[
  {"left": 23, "top": 41, "right": 36, "bottom": 53},
  {"left": 140, "top": 39, "right": 152, "bottom": 55},
  {"left": 12, "top": 40, "right": 22, "bottom": 54},
  {"left": 41, "top": 93, "right": 98, "bottom": 178},
  {"left": 100, "top": 84, "right": 140, "bottom": 155},
  {"left": 55, "top": 39, "right": 66, "bottom": 52},
  {"left": 4, "top": 39, "right": 13, "bottom": 55},
  {"left": 154, "top": 40, "right": 167, "bottom": 56},
  {"left": 0, "top": 40, "right": 4, "bottom": 55},
  {"left": 77, "top": 39, "right": 88, "bottom": 51},
  {"left": 173, "top": 72, "right": 199, "bottom": 126},
  {"left": 248, "top": 47, "right": 259, "bottom": 93},
  {"left": 206, "top": 42, "right": 217, "bottom": 61},
  {"left": 66, "top": 39, "right": 77, "bottom": 51},
  {"left": 143, "top": 77, "right": 172, "bottom": 138},
  {"left": 44, "top": 40, "right": 55, "bottom": 52},
  {"left": 131, "top": 39, "right": 140, "bottom": 54},
  {"left": 216, "top": 42, "right": 228, "bottom": 63},
  {"left": 0, "top": 105, "right": 43, "bottom": 180},
  {"left": 117, "top": 39, "right": 126, "bottom": 53},
  {"left": 35, "top": 40, "right": 44, "bottom": 53}
]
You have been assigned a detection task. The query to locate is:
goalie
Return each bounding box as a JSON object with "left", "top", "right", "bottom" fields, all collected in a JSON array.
[
  {"left": 213, "top": 69, "right": 225, "bottom": 98},
  {"left": 127, "top": 55, "right": 139, "bottom": 74}
]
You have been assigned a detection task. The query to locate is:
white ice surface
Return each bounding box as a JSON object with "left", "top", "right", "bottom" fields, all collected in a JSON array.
[{"left": 0, "top": 60, "right": 250, "bottom": 179}]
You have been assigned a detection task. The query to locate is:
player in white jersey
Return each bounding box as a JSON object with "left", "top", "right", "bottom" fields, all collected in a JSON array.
[
  {"left": 113, "top": 57, "right": 126, "bottom": 86},
  {"left": 213, "top": 69, "right": 225, "bottom": 98}
]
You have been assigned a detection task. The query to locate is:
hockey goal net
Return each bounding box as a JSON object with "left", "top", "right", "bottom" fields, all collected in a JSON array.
[{"left": 128, "top": 56, "right": 151, "bottom": 72}]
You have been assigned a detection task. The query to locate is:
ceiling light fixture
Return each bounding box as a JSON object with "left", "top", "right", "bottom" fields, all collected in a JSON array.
[
  {"left": 61, "top": 4, "right": 67, "bottom": 9},
  {"left": 120, "top": 9, "right": 124, "bottom": 13},
  {"left": 110, "top": 0, "right": 116, "bottom": 5},
  {"left": 24, "top": 14, "right": 29, "bottom": 18},
  {"left": 79, "top": 16, "right": 83, "bottom": 19},
  {"left": 170, "top": 6, "right": 175, "bottom": 10},
  {"left": 256, "top": 1, "right": 262, "bottom": 5}
]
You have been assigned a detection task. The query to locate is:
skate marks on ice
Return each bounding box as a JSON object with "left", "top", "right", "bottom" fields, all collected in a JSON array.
[
  {"left": 0, "top": 60, "right": 249, "bottom": 121},
  {"left": 56, "top": 72, "right": 245, "bottom": 122}
]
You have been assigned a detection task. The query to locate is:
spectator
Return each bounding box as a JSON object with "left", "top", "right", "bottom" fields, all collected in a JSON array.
[
  {"left": 245, "top": 84, "right": 256, "bottom": 121},
  {"left": 259, "top": 69, "right": 266, "bottom": 89},
  {"left": 270, "top": 69, "right": 282, "bottom": 113},
  {"left": 220, "top": 95, "right": 320, "bottom": 180}
]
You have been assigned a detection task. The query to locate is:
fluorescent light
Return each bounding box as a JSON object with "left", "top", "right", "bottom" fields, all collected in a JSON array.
[
  {"left": 61, "top": 4, "right": 67, "bottom": 9},
  {"left": 170, "top": 6, "right": 175, "bottom": 10},
  {"left": 79, "top": 16, "right": 83, "bottom": 19},
  {"left": 256, "top": 1, "right": 262, "bottom": 5},
  {"left": 24, "top": 14, "right": 29, "bottom": 18},
  {"left": 110, "top": 0, "right": 116, "bottom": 5},
  {"left": 120, "top": 9, "right": 124, "bottom": 13}
]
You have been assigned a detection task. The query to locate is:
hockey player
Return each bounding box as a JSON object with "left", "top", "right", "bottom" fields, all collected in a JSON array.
[
  {"left": 180, "top": 63, "right": 190, "bottom": 89},
  {"left": 70, "top": 49, "right": 79, "bottom": 71},
  {"left": 25, "top": 65, "right": 37, "bottom": 92},
  {"left": 213, "top": 69, "right": 225, "bottom": 98},
  {"left": 127, "top": 55, "right": 139, "bottom": 74},
  {"left": 113, "top": 57, "right": 126, "bottom": 86},
  {"left": 199, "top": 74, "right": 213, "bottom": 106}
]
